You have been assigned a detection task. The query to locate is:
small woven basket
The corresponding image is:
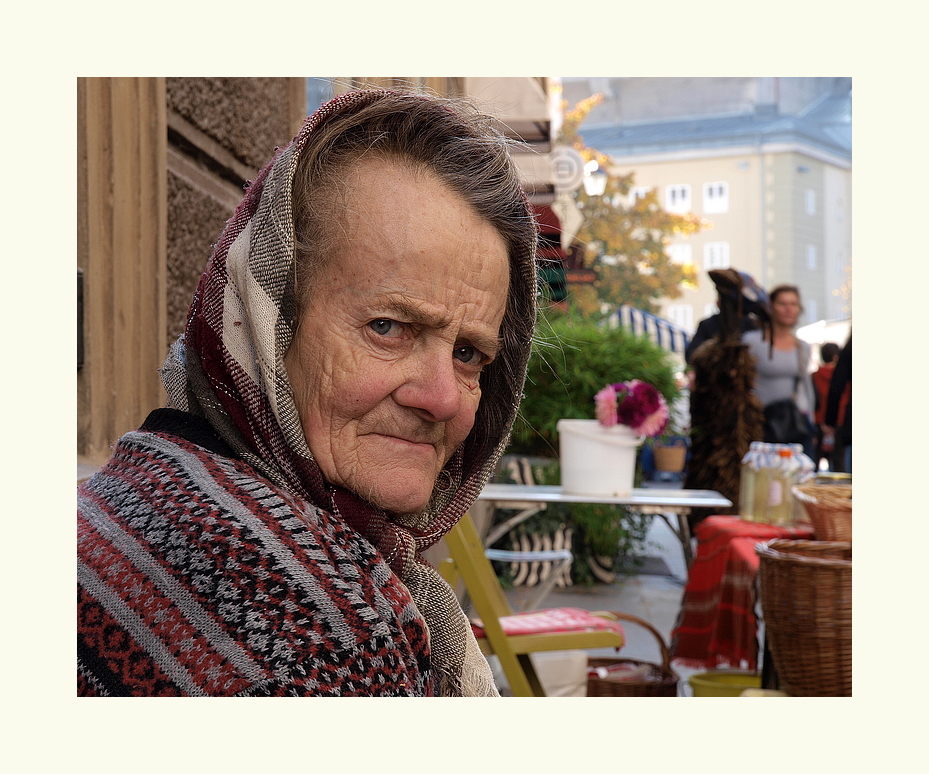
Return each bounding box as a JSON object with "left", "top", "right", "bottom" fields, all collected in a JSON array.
[
  {"left": 586, "top": 612, "right": 679, "bottom": 697},
  {"left": 792, "top": 484, "right": 852, "bottom": 541},
  {"left": 756, "top": 539, "right": 852, "bottom": 696}
]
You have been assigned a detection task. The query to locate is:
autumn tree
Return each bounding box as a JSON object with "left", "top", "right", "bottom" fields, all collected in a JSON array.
[{"left": 559, "top": 94, "right": 707, "bottom": 315}]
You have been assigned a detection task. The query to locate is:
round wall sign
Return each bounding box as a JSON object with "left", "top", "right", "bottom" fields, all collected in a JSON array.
[{"left": 550, "top": 146, "right": 585, "bottom": 193}]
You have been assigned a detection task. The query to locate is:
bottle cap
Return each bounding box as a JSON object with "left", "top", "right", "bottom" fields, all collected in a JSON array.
[{"left": 778, "top": 448, "right": 792, "bottom": 457}]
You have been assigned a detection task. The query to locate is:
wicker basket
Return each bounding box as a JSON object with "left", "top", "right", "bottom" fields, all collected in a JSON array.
[
  {"left": 792, "top": 484, "right": 852, "bottom": 541},
  {"left": 756, "top": 539, "right": 852, "bottom": 696},
  {"left": 587, "top": 612, "right": 679, "bottom": 697}
]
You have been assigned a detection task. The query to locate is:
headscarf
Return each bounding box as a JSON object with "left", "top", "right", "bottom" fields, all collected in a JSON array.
[{"left": 160, "top": 90, "right": 538, "bottom": 696}]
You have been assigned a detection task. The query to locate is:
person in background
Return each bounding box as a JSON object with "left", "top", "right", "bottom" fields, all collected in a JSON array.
[
  {"left": 684, "top": 270, "right": 768, "bottom": 366},
  {"left": 684, "top": 269, "right": 767, "bottom": 528},
  {"left": 77, "top": 90, "right": 539, "bottom": 697},
  {"left": 743, "top": 284, "right": 815, "bottom": 458},
  {"left": 824, "top": 333, "right": 852, "bottom": 473},
  {"left": 812, "top": 341, "right": 849, "bottom": 471}
]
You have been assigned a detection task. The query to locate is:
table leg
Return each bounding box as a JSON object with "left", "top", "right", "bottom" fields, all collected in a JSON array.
[
  {"left": 655, "top": 512, "right": 694, "bottom": 571},
  {"left": 677, "top": 513, "right": 694, "bottom": 569}
]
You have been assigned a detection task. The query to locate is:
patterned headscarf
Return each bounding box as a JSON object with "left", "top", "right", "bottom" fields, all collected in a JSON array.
[{"left": 160, "top": 90, "right": 538, "bottom": 696}]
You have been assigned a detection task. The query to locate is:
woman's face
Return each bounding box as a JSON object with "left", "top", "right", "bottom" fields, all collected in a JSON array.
[
  {"left": 771, "top": 290, "right": 802, "bottom": 328},
  {"left": 285, "top": 157, "right": 510, "bottom": 514}
]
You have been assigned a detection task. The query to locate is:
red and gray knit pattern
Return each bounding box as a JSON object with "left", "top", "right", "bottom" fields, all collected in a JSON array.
[{"left": 78, "top": 429, "right": 431, "bottom": 696}]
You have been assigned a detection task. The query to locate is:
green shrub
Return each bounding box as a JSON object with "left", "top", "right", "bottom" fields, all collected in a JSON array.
[{"left": 509, "top": 310, "right": 680, "bottom": 457}]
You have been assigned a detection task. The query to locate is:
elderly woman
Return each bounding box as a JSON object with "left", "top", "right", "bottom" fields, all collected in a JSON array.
[{"left": 77, "top": 91, "right": 538, "bottom": 697}]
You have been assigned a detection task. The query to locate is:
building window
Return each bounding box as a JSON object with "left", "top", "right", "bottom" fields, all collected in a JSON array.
[
  {"left": 667, "top": 304, "right": 694, "bottom": 331},
  {"left": 703, "top": 181, "right": 729, "bottom": 214},
  {"left": 629, "top": 186, "right": 650, "bottom": 206},
  {"left": 665, "top": 184, "right": 691, "bottom": 214},
  {"left": 667, "top": 243, "right": 693, "bottom": 266},
  {"left": 806, "top": 244, "right": 817, "bottom": 270},
  {"left": 704, "top": 242, "right": 730, "bottom": 270},
  {"left": 805, "top": 189, "right": 816, "bottom": 215},
  {"left": 806, "top": 299, "right": 818, "bottom": 324}
]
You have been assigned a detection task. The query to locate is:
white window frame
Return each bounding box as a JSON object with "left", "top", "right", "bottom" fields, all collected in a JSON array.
[
  {"left": 702, "top": 181, "right": 729, "bottom": 214},
  {"left": 805, "top": 189, "right": 816, "bottom": 215},
  {"left": 703, "top": 241, "right": 730, "bottom": 270},
  {"left": 666, "top": 304, "right": 694, "bottom": 331},
  {"left": 628, "top": 186, "right": 650, "bottom": 206},
  {"left": 665, "top": 184, "right": 691, "bottom": 214},
  {"left": 667, "top": 243, "right": 693, "bottom": 266}
]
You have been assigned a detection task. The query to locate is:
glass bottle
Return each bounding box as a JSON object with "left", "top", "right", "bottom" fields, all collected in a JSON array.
[
  {"left": 750, "top": 444, "right": 771, "bottom": 523},
  {"left": 767, "top": 448, "right": 794, "bottom": 526},
  {"left": 740, "top": 442, "right": 762, "bottom": 520}
]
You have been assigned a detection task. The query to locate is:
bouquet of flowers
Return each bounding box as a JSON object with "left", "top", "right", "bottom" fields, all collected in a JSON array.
[{"left": 594, "top": 380, "right": 669, "bottom": 438}]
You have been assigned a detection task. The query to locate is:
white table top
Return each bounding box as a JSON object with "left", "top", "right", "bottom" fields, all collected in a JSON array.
[{"left": 477, "top": 483, "right": 731, "bottom": 512}]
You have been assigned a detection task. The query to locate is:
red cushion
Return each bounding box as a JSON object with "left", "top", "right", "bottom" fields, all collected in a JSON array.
[{"left": 471, "top": 607, "right": 625, "bottom": 641}]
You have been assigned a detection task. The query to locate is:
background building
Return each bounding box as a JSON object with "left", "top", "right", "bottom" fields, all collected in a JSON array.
[{"left": 560, "top": 77, "right": 852, "bottom": 335}]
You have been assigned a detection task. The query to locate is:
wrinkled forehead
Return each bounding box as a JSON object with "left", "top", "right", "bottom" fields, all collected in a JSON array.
[{"left": 305, "top": 154, "right": 515, "bottom": 287}]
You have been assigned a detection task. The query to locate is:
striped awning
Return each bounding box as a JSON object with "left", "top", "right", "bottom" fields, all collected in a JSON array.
[{"left": 608, "top": 305, "right": 691, "bottom": 354}]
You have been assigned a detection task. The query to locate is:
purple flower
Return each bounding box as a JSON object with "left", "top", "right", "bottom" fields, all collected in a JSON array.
[{"left": 594, "top": 379, "right": 669, "bottom": 437}]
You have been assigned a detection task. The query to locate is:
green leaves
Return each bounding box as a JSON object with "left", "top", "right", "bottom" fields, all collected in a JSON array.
[{"left": 510, "top": 312, "right": 679, "bottom": 457}]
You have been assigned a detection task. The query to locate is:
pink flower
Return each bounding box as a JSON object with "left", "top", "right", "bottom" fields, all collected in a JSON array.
[
  {"left": 594, "top": 385, "right": 618, "bottom": 427},
  {"left": 594, "top": 379, "right": 669, "bottom": 437}
]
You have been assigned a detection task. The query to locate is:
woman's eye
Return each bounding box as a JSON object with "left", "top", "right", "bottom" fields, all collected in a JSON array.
[
  {"left": 453, "top": 345, "right": 483, "bottom": 366},
  {"left": 369, "top": 319, "right": 401, "bottom": 337}
]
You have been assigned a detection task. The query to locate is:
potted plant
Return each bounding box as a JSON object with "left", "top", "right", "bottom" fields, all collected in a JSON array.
[
  {"left": 558, "top": 379, "right": 670, "bottom": 497},
  {"left": 499, "top": 311, "right": 681, "bottom": 583}
]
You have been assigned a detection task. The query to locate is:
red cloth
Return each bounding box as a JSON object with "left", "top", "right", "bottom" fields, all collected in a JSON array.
[
  {"left": 813, "top": 364, "right": 849, "bottom": 426},
  {"left": 671, "top": 516, "right": 813, "bottom": 670}
]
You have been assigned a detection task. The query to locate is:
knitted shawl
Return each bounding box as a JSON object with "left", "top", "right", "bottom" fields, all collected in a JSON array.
[
  {"left": 78, "top": 413, "right": 433, "bottom": 696},
  {"left": 153, "top": 91, "right": 536, "bottom": 695}
]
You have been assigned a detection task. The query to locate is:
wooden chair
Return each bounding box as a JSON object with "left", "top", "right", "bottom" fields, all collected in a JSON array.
[{"left": 441, "top": 511, "right": 637, "bottom": 697}]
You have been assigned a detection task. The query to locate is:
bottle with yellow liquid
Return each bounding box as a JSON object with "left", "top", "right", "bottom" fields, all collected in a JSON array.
[
  {"left": 740, "top": 442, "right": 763, "bottom": 520},
  {"left": 751, "top": 444, "right": 774, "bottom": 522},
  {"left": 766, "top": 448, "right": 795, "bottom": 526}
]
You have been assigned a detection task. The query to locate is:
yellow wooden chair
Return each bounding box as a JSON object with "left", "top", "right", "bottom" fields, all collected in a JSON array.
[{"left": 441, "top": 512, "right": 641, "bottom": 697}]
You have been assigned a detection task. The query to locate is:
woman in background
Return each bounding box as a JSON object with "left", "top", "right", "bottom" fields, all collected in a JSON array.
[{"left": 743, "top": 284, "right": 815, "bottom": 457}]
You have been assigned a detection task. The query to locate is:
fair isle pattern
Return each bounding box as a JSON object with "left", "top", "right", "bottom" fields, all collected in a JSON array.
[{"left": 78, "top": 429, "right": 430, "bottom": 696}]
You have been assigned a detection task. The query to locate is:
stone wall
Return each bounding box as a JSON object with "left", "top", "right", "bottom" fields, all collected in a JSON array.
[
  {"left": 164, "top": 77, "right": 305, "bottom": 346},
  {"left": 78, "top": 77, "right": 305, "bottom": 466}
]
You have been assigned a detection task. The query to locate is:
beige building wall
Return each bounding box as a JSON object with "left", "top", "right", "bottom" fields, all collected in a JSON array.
[
  {"left": 823, "top": 165, "right": 852, "bottom": 320},
  {"left": 606, "top": 145, "right": 850, "bottom": 334},
  {"left": 607, "top": 151, "right": 766, "bottom": 330}
]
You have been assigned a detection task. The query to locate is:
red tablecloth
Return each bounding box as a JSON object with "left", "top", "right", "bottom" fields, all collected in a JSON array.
[{"left": 671, "top": 516, "right": 814, "bottom": 671}]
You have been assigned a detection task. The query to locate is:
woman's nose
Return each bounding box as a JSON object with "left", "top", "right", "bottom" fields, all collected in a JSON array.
[{"left": 393, "top": 351, "right": 462, "bottom": 423}]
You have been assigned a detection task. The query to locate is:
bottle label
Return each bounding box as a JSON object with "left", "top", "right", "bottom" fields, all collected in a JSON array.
[{"left": 768, "top": 480, "right": 782, "bottom": 507}]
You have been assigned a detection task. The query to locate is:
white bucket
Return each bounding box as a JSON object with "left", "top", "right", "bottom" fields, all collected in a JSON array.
[{"left": 557, "top": 419, "right": 642, "bottom": 497}]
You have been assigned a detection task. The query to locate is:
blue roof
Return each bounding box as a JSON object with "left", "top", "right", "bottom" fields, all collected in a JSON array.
[{"left": 580, "top": 92, "right": 852, "bottom": 162}]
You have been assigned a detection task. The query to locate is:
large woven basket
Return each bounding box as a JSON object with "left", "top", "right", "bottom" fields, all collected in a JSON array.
[
  {"left": 756, "top": 539, "right": 852, "bottom": 696},
  {"left": 587, "top": 612, "right": 679, "bottom": 697},
  {"left": 792, "top": 484, "right": 852, "bottom": 541}
]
